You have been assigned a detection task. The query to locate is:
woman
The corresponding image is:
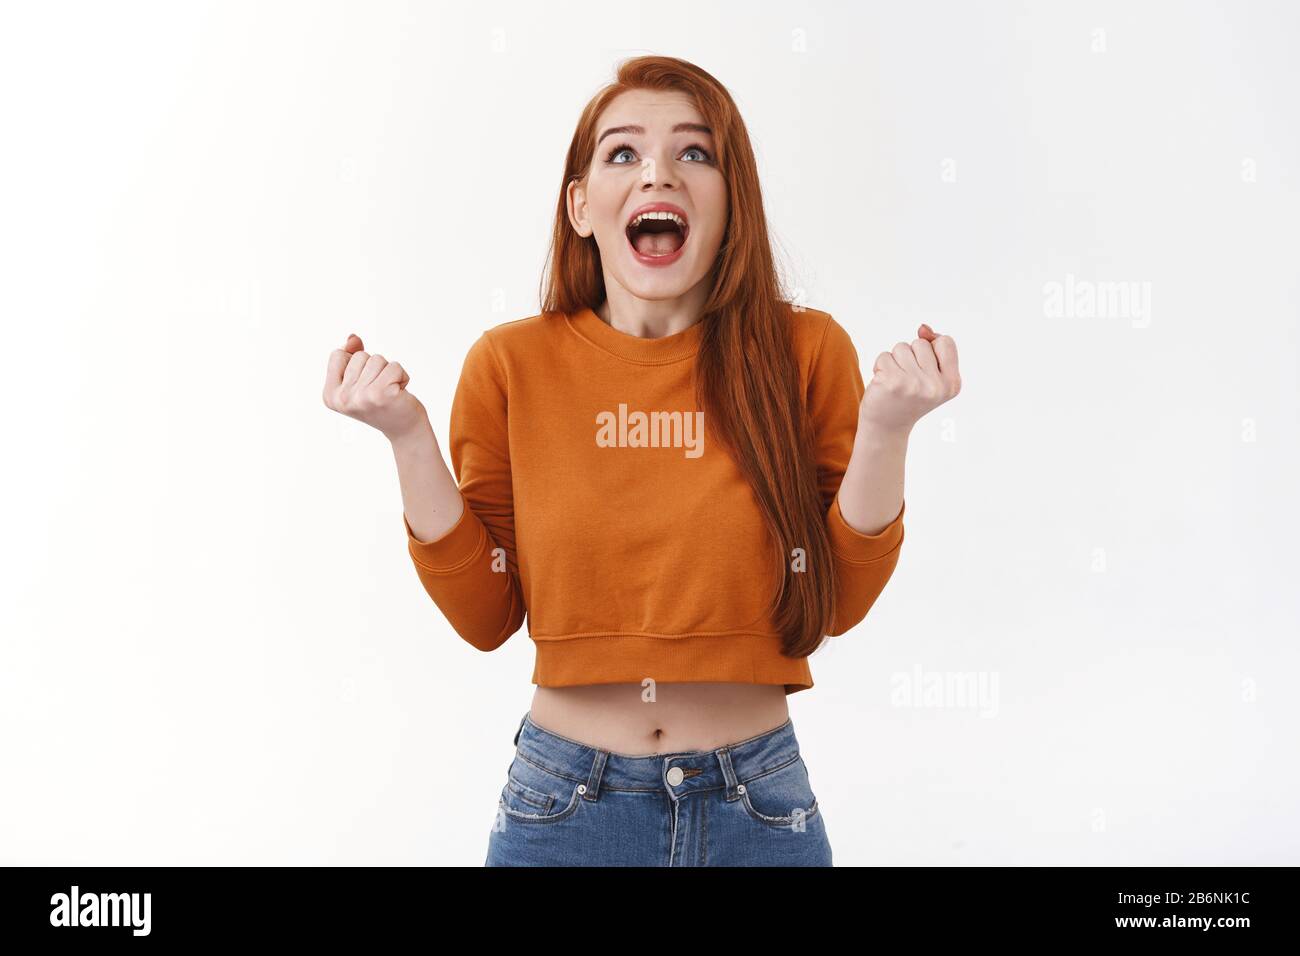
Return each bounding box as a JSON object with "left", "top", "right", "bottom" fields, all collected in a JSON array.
[{"left": 322, "top": 56, "right": 960, "bottom": 866}]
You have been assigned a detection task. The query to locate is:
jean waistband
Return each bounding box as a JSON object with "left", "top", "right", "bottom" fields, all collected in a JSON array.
[{"left": 509, "top": 710, "right": 802, "bottom": 798}]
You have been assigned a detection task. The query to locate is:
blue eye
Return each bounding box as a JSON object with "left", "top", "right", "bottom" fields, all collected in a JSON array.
[
  {"left": 600, "top": 141, "right": 637, "bottom": 162},
  {"left": 603, "top": 142, "right": 715, "bottom": 165}
]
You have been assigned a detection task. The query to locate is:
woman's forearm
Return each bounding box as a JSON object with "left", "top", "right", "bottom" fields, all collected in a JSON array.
[
  {"left": 836, "top": 419, "right": 909, "bottom": 535},
  {"left": 390, "top": 418, "right": 465, "bottom": 544}
]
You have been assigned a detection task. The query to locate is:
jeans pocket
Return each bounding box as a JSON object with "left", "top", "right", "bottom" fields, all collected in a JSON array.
[
  {"left": 737, "top": 754, "right": 820, "bottom": 830},
  {"left": 497, "top": 754, "right": 584, "bottom": 825}
]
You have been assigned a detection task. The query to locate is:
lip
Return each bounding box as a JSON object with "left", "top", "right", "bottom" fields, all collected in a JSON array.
[{"left": 625, "top": 201, "right": 690, "bottom": 267}]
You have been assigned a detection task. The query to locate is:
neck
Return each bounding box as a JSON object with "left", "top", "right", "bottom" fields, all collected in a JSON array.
[{"left": 597, "top": 280, "right": 711, "bottom": 340}]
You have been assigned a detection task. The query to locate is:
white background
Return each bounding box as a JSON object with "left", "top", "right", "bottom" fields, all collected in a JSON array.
[{"left": 2, "top": 0, "right": 1296, "bottom": 866}]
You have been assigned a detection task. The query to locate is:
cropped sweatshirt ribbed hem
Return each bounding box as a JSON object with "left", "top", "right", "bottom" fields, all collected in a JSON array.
[{"left": 531, "top": 632, "right": 815, "bottom": 695}]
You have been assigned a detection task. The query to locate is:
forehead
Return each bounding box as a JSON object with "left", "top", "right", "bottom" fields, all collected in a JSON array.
[{"left": 596, "top": 89, "right": 708, "bottom": 132}]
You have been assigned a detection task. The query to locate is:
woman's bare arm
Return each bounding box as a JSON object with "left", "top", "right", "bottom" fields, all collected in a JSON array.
[
  {"left": 390, "top": 420, "right": 465, "bottom": 544},
  {"left": 837, "top": 422, "right": 908, "bottom": 534}
]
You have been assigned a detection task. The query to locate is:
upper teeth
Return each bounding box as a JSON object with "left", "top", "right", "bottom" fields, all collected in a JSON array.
[{"left": 630, "top": 211, "right": 687, "bottom": 229}]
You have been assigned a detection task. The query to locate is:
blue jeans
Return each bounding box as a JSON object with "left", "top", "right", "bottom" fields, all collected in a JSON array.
[{"left": 485, "top": 710, "right": 833, "bottom": 866}]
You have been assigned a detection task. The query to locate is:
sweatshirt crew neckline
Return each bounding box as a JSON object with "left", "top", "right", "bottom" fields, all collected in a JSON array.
[{"left": 564, "top": 304, "right": 704, "bottom": 365}]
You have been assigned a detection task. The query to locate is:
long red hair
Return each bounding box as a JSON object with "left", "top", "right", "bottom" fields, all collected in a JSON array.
[{"left": 540, "top": 55, "right": 835, "bottom": 658}]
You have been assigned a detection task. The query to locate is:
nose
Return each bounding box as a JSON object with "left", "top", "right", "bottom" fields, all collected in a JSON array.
[{"left": 639, "top": 147, "right": 679, "bottom": 190}]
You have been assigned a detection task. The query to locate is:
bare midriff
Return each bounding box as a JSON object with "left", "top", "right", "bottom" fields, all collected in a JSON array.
[{"left": 527, "top": 682, "right": 792, "bottom": 756}]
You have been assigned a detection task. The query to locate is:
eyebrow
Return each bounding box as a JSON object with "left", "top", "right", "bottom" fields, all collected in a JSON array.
[{"left": 596, "top": 122, "right": 713, "bottom": 145}]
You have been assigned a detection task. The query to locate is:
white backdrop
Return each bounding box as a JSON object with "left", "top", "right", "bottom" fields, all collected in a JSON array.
[{"left": 1, "top": 0, "right": 1296, "bottom": 866}]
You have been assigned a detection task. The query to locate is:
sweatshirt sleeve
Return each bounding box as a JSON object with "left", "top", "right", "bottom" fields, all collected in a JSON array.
[
  {"left": 806, "top": 314, "right": 906, "bottom": 636},
  {"left": 402, "top": 330, "right": 525, "bottom": 651}
]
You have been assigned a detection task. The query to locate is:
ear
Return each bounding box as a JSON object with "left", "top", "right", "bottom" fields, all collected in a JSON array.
[{"left": 566, "top": 177, "right": 592, "bottom": 238}]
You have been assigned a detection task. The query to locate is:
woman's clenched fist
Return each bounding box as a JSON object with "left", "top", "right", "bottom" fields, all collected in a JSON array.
[
  {"left": 858, "top": 323, "right": 962, "bottom": 435},
  {"left": 323, "top": 333, "right": 428, "bottom": 441}
]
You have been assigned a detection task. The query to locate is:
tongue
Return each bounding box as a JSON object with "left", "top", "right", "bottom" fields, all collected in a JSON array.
[{"left": 632, "top": 230, "right": 684, "bottom": 256}]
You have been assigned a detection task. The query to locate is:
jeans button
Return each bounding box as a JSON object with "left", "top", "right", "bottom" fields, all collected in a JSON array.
[{"left": 666, "top": 766, "right": 684, "bottom": 786}]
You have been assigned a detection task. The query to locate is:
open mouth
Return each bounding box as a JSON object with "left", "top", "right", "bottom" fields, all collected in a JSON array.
[{"left": 625, "top": 207, "right": 690, "bottom": 260}]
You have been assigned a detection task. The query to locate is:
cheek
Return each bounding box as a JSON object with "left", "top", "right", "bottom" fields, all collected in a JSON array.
[
  {"left": 697, "top": 188, "right": 728, "bottom": 247},
  {"left": 583, "top": 181, "right": 625, "bottom": 233},
  {"left": 697, "top": 217, "right": 727, "bottom": 255}
]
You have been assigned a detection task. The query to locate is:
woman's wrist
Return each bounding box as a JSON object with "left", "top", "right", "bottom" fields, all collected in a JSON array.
[
  {"left": 387, "top": 416, "right": 436, "bottom": 453},
  {"left": 855, "top": 415, "right": 912, "bottom": 450}
]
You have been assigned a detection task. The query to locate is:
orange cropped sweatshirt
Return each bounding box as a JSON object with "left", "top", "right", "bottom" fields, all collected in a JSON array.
[{"left": 402, "top": 304, "right": 905, "bottom": 695}]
